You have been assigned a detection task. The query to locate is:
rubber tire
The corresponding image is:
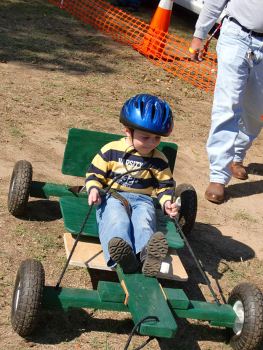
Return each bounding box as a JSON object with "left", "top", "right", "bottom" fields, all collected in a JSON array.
[
  {"left": 228, "top": 282, "right": 263, "bottom": 350},
  {"left": 174, "top": 183, "right": 197, "bottom": 235},
  {"left": 8, "top": 160, "right": 32, "bottom": 217},
  {"left": 11, "top": 259, "right": 45, "bottom": 337}
]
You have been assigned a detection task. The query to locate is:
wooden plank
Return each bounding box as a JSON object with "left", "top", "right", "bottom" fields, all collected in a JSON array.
[
  {"left": 64, "top": 232, "right": 188, "bottom": 281},
  {"left": 63, "top": 232, "right": 104, "bottom": 269}
]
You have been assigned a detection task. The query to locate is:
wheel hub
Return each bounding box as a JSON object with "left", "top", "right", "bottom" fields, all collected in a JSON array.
[
  {"left": 14, "top": 281, "right": 21, "bottom": 311},
  {"left": 232, "top": 300, "right": 245, "bottom": 335}
]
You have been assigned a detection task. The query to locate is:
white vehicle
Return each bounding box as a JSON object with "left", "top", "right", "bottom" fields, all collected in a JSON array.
[
  {"left": 174, "top": 0, "right": 224, "bottom": 23},
  {"left": 174, "top": 0, "right": 205, "bottom": 15}
]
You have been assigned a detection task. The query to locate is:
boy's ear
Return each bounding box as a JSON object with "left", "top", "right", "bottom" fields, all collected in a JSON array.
[{"left": 124, "top": 127, "right": 132, "bottom": 137}]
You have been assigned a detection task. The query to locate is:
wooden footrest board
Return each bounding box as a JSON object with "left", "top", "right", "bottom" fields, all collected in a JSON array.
[{"left": 64, "top": 232, "right": 188, "bottom": 281}]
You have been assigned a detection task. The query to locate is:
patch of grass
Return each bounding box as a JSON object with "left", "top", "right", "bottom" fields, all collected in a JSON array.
[
  {"left": 13, "top": 223, "right": 60, "bottom": 260},
  {"left": 9, "top": 125, "right": 24, "bottom": 138},
  {"left": 14, "top": 223, "right": 30, "bottom": 237},
  {"left": 223, "top": 259, "right": 263, "bottom": 292},
  {"left": 34, "top": 232, "right": 57, "bottom": 250},
  {"left": 224, "top": 268, "right": 245, "bottom": 285},
  {"left": 88, "top": 335, "right": 114, "bottom": 349},
  {"left": 233, "top": 210, "right": 257, "bottom": 223}
]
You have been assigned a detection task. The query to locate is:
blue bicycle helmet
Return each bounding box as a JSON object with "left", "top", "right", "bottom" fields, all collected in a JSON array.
[{"left": 120, "top": 94, "right": 173, "bottom": 136}]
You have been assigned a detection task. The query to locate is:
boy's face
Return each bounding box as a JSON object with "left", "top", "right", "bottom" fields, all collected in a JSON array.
[{"left": 126, "top": 128, "right": 161, "bottom": 155}]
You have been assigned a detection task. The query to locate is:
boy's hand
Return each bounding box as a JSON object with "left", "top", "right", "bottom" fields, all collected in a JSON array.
[
  {"left": 164, "top": 199, "right": 180, "bottom": 219},
  {"left": 88, "top": 188, "right": 101, "bottom": 206}
]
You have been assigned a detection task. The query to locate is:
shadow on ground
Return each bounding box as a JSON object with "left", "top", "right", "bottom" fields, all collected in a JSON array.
[
  {"left": 25, "top": 309, "right": 131, "bottom": 345},
  {"left": 0, "top": 0, "right": 197, "bottom": 74},
  {"left": 158, "top": 319, "right": 228, "bottom": 350},
  {"left": 225, "top": 162, "right": 263, "bottom": 199},
  {"left": 0, "top": 0, "right": 123, "bottom": 73},
  {"left": 16, "top": 200, "right": 62, "bottom": 221},
  {"left": 227, "top": 179, "right": 263, "bottom": 199},
  {"left": 166, "top": 222, "right": 255, "bottom": 302},
  {"left": 26, "top": 307, "right": 228, "bottom": 350},
  {"left": 247, "top": 162, "right": 263, "bottom": 176}
]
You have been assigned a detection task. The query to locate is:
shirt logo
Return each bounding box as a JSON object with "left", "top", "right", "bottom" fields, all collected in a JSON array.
[{"left": 118, "top": 158, "right": 143, "bottom": 169}]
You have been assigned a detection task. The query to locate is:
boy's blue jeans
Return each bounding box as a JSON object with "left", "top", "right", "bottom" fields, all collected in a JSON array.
[
  {"left": 207, "top": 18, "right": 263, "bottom": 185},
  {"left": 96, "top": 192, "right": 156, "bottom": 267}
]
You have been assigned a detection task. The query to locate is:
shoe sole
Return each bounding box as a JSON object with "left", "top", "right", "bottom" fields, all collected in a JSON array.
[
  {"left": 108, "top": 237, "right": 139, "bottom": 274},
  {"left": 142, "top": 232, "right": 168, "bottom": 277}
]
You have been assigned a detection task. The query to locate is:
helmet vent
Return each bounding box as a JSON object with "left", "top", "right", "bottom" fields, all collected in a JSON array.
[
  {"left": 151, "top": 104, "right": 156, "bottom": 121},
  {"left": 139, "top": 100, "right": 144, "bottom": 115}
]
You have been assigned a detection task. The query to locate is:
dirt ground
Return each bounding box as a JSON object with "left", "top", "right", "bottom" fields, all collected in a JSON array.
[{"left": 0, "top": 1, "right": 263, "bottom": 349}]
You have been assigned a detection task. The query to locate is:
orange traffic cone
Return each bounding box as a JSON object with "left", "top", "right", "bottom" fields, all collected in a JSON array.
[
  {"left": 150, "top": 0, "right": 173, "bottom": 32},
  {"left": 134, "top": 0, "right": 174, "bottom": 59}
]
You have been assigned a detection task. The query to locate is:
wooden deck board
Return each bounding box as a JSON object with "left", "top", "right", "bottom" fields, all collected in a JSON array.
[{"left": 64, "top": 232, "right": 188, "bottom": 281}]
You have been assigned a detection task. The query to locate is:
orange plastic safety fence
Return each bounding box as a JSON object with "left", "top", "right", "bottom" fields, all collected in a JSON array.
[{"left": 48, "top": 0, "right": 217, "bottom": 93}]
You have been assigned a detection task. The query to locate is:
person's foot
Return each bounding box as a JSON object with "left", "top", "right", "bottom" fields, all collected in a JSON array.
[
  {"left": 108, "top": 237, "right": 139, "bottom": 273},
  {"left": 141, "top": 232, "right": 168, "bottom": 277},
  {"left": 205, "top": 182, "right": 225, "bottom": 204},
  {"left": 230, "top": 162, "right": 248, "bottom": 180}
]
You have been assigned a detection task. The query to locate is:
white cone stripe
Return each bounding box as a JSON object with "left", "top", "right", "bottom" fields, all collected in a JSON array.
[{"left": 158, "top": 0, "right": 174, "bottom": 10}]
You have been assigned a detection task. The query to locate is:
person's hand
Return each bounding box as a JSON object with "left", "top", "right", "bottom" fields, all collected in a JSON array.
[
  {"left": 88, "top": 188, "right": 101, "bottom": 206},
  {"left": 164, "top": 200, "right": 180, "bottom": 219},
  {"left": 189, "top": 37, "right": 204, "bottom": 62}
]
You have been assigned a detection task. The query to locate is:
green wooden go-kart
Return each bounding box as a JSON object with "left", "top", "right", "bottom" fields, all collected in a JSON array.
[{"left": 8, "top": 128, "right": 263, "bottom": 349}]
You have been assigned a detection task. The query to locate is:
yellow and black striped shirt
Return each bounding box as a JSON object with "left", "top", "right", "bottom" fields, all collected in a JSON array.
[{"left": 85, "top": 137, "right": 175, "bottom": 208}]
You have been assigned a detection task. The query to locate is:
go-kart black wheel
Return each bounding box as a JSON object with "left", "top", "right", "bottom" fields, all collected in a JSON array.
[
  {"left": 11, "top": 259, "right": 45, "bottom": 337},
  {"left": 174, "top": 183, "right": 197, "bottom": 235},
  {"left": 228, "top": 282, "right": 263, "bottom": 350},
  {"left": 8, "top": 160, "right": 32, "bottom": 217}
]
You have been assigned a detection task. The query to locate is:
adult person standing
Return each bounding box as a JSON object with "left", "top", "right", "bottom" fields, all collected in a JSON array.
[{"left": 189, "top": 1, "right": 263, "bottom": 203}]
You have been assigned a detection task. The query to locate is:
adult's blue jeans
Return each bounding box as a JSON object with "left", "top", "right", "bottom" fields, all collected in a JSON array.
[
  {"left": 96, "top": 192, "right": 156, "bottom": 267},
  {"left": 207, "top": 18, "right": 263, "bottom": 185}
]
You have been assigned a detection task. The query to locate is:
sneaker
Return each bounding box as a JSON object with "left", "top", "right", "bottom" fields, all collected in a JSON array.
[
  {"left": 108, "top": 237, "right": 139, "bottom": 274},
  {"left": 141, "top": 232, "right": 168, "bottom": 277}
]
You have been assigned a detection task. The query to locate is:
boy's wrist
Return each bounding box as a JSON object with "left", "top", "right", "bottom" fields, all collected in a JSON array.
[{"left": 87, "top": 185, "right": 100, "bottom": 195}]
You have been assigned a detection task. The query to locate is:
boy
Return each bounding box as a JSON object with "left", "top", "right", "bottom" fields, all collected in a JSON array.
[{"left": 85, "top": 94, "right": 179, "bottom": 276}]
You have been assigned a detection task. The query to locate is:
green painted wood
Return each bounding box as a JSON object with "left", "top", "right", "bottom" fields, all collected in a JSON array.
[
  {"left": 59, "top": 197, "right": 98, "bottom": 237},
  {"left": 60, "top": 196, "right": 184, "bottom": 248},
  {"left": 116, "top": 268, "right": 178, "bottom": 338},
  {"left": 98, "top": 281, "right": 189, "bottom": 310},
  {"left": 42, "top": 283, "right": 236, "bottom": 330},
  {"left": 98, "top": 281, "right": 126, "bottom": 303},
  {"left": 156, "top": 210, "right": 184, "bottom": 249},
  {"left": 92, "top": 281, "right": 236, "bottom": 328},
  {"left": 173, "top": 300, "right": 236, "bottom": 328},
  {"left": 62, "top": 128, "right": 120, "bottom": 177},
  {"left": 98, "top": 281, "right": 189, "bottom": 309},
  {"left": 30, "top": 181, "right": 87, "bottom": 199},
  {"left": 62, "top": 128, "right": 178, "bottom": 177},
  {"left": 42, "top": 286, "right": 128, "bottom": 312},
  {"left": 164, "top": 288, "right": 190, "bottom": 309}
]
